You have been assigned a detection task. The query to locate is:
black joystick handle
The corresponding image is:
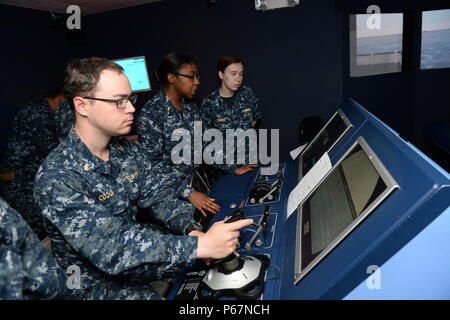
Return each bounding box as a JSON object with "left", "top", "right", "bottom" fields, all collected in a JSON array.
[
  {"left": 210, "top": 208, "right": 244, "bottom": 267},
  {"left": 223, "top": 208, "right": 244, "bottom": 223}
]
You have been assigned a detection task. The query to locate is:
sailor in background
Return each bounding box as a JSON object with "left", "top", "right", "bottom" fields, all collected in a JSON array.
[
  {"left": 2, "top": 87, "right": 65, "bottom": 239},
  {"left": 202, "top": 56, "right": 261, "bottom": 131},
  {"left": 201, "top": 56, "right": 260, "bottom": 179},
  {"left": 0, "top": 197, "right": 70, "bottom": 300},
  {"left": 137, "top": 52, "right": 211, "bottom": 214},
  {"left": 34, "top": 57, "right": 252, "bottom": 299},
  {"left": 54, "top": 98, "right": 75, "bottom": 141},
  {"left": 137, "top": 53, "right": 254, "bottom": 217}
]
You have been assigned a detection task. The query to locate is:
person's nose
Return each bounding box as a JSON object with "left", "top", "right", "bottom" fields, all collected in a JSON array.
[{"left": 125, "top": 100, "right": 136, "bottom": 113}]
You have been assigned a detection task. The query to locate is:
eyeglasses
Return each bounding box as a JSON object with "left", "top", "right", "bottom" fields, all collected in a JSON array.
[
  {"left": 173, "top": 72, "right": 200, "bottom": 81},
  {"left": 83, "top": 94, "right": 137, "bottom": 109}
]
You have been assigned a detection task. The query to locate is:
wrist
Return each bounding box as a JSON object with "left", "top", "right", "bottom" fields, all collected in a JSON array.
[
  {"left": 184, "top": 187, "right": 194, "bottom": 199},
  {"left": 196, "top": 235, "right": 209, "bottom": 259}
]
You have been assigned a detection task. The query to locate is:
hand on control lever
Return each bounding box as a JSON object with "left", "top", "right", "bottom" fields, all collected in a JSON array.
[{"left": 195, "top": 218, "right": 253, "bottom": 260}]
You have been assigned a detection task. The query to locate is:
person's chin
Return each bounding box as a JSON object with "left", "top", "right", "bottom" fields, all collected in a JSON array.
[{"left": 117, "top": 126, "right": 132, "bottom": 136}]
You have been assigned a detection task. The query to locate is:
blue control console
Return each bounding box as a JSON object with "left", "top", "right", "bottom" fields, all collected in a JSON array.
[{"left": 167, "top": 98, "right": 450, "bottom": 300}]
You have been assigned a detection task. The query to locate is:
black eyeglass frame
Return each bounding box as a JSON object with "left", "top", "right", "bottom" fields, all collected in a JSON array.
[
  {"left": 172, "top": 72, "right": 200, "bottom": 81},
  {"left": 82, "top": 94, "right": 137, "bottom": 109}
]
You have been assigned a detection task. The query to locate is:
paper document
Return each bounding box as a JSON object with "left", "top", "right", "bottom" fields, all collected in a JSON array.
[
  {"left": 290, "top": 143, "right": 308, "bottom": 160},
  {"left": 287, "top": 152, "right": 332, "bottom": 218}
]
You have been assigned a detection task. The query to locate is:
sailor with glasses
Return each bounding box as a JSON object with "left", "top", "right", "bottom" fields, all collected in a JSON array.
[
  {"left": 34, "top": 57, "right": 252, "bottom": 300},
  {"left": 137, "top": 52, "right": 221, "bottom": 217}
]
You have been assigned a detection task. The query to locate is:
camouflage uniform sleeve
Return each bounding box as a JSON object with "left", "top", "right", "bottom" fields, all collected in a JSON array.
[
  {"left": 136, "top": 103, "right": 165, "bottom": 162},
  {"left": 150, "top": 160, "right": 194, "bottom": 200},
  {"left": 180, "top": 184, "right": 194, "bottom": 199},
  {"left": 138, "top": 180, "right": 195, "bottom": 233},
  {"left": 247, "top": 87, "right": 262, "bottom": 122},
  {"left": 34, "top": 170, "right": 198, "bottom": 276},
  {"left": 134, "top": 150, "right": 196, "bottom": 233},
  {"left": 5, "top": 112, "right": 33, "bottom": 171},
  {"left": 0, "top": 197, "right": 68, "bottom": 300},
  {"left": 200, "top": 97, "right": 214, "bottom": 128},
  {"left": 55, "top": 99, "right": 74, "bottom": 141},
  {"left": 137, "top": 105, "right": 194, "bottom": 199},
  {"left": 33, "top": 116, "right": 58, "bottom": 160}
]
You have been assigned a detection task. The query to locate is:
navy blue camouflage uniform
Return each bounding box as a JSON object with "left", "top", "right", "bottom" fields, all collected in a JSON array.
[
  {"left": 33, "top": 128, "right": 198, "bottom": 300},
  {"left": 201, "top": 86, "right": 262, "bottom": 171},
  {"left": 0, "top": 197, "right": 69, "bottom": 300},
  {"left": 2, "top": 97, "right": 60, "bottom": 238},
  {"left": 54, "top": 99, "right": 75, "bottom": 141},
  {"left": 137, "top": 90, "right": 204, "bottom": 199},
  {"left": 201, "top": 86, "right": 261, "bottom": 131}
]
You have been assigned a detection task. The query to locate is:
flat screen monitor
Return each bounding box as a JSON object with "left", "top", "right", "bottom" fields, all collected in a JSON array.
[
  {"left": 112, "top": 56, "right": 151, "bottom": 92},
  {"left": 300, "top": 109, "right": 352, "bottom": 179},
  {"left": 294, "top": 137, "right": 398, "bottom": 284}
]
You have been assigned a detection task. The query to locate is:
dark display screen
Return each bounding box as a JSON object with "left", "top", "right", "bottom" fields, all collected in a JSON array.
[{"left": 301, "top": 111, "right": 351, "bottom": 177}]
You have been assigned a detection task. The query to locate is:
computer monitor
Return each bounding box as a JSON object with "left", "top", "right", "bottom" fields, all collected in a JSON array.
[
  {"left": 294, "top": 137, "right": 398, "bottom": 284},
  {"left": 300, "top": 109, "right": 353, "bottom": 179},
  {"left": 112, "top": 56, "right": 151, "bottom": 92}
]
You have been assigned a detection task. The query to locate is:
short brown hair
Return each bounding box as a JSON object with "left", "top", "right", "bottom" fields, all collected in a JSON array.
[
  {"left": 64, "top": 57, "right": 123, "bottom": 105},
  {"left": 216, "top": 56, "right": 243, "bottom": 75}
]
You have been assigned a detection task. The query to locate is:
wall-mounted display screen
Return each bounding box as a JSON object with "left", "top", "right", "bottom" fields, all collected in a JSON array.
[
  {"left": 294, "top": 137, "right": 398, "bottom": 284},
  {"left": 349, "top": 13, "right": 404, "bottom": 77},
  {"left": 421, "top": 9, "right": 450, "bottom": 70}
]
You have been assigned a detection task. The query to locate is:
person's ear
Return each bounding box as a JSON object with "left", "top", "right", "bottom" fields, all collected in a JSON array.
[
  {"left": 218, "top": 71, "right": 224, "bottom": 80},
  {"left": 73, "top": 97, "right": 90, "bottom": 117},
  {"left": 167, "top": 73, "right": 177, "bottom": 84}
]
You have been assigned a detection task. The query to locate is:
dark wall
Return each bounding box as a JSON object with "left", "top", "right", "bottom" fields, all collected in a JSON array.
[
  {"left": 411, "top": 68, "right": 450, "bottom": 170},
  {"left": 0, "top": 4, "right": 89, "bottom": 160},
  {"left": 1, "top": 0, "right": 447, "bottom": 166},
  {"left": 84, "top": 0, "right": 343, "bottom": 160}
]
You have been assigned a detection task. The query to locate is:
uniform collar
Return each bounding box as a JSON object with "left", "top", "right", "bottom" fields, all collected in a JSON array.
[
  {"left": 158, "top": 89, "right": 191, "bottom": 114},
  {"left": 65, "top": 128, "right": 125, "bottom": 176},
  {"left": 219, "top": 86, "right": 243, "bottom": 97}
]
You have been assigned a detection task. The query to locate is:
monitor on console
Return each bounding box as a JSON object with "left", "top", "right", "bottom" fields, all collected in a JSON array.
[
  {"left": 294, "top": 137, "right": 398, "bottom": 284},
  {"left": 300, "top": 109, "right": 353, "bottom": 178},
  {"left": 112, "top": 56, "right": 151, "bottom": 92}
]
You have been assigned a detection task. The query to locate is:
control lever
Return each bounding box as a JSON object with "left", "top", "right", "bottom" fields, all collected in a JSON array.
[
  {"left": 245, "top": 205, "right": 271, "bottom": 250},
  {"left": 209, "top": 208, "right": 244, "bottom": 267},
  {"left": 256, "top": 176, "right": 282, "bottom": 204},
  {"left": 257, "top": 180, "right": 278, "bottom": 203}
]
